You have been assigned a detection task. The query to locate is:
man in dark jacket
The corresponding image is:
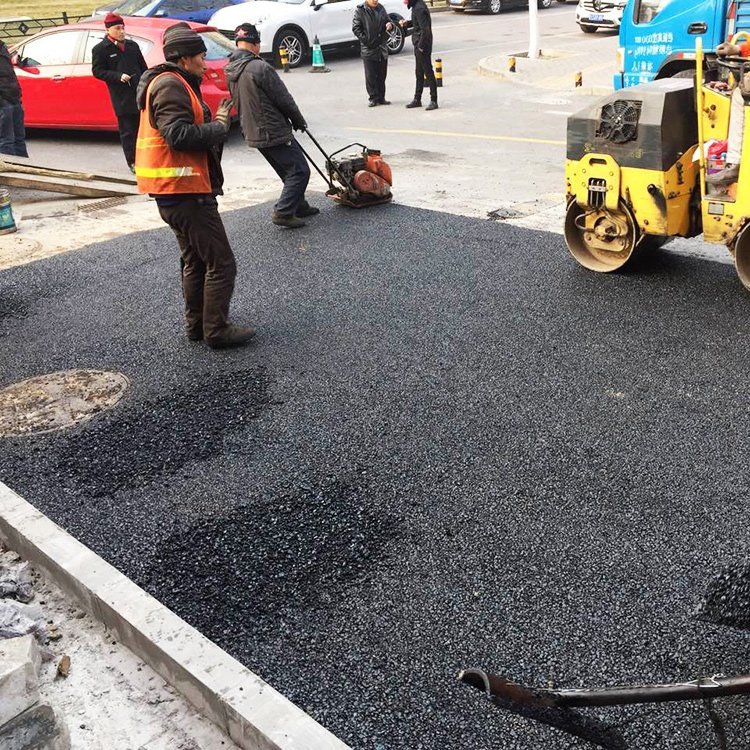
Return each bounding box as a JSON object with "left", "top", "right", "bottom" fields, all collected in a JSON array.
[
  {"left": 400, "top": 0, "right": 437, "bottom": 110},
  {"left": 92, "top": 13, "right": 148, "bottom": 171},
  {"left": 226, "top": 23, "right": 316, "bottom": 229},
  {"left": 352, "top": 0, "right": 394, "bottom": 107},
  {"left": 0, "top": 39, "right": 28, "bottom": 157},
  {"left": 135, "top": 23, "right": 254, "bottom": 349}
]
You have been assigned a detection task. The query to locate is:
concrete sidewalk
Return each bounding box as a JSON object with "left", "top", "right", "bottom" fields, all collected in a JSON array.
[{"left": 477, "top": 34, "right": 618, "bottom": 96}]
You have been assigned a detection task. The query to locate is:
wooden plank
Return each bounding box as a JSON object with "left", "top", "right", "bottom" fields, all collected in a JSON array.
[
  {"left": 0, "top": 155, "right": 137, "bottom": 186},
  {"left": 0, "top": 172, "right": 139, "bottom": 198}
]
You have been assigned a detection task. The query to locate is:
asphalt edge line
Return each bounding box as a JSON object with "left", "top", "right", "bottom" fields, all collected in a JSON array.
[{"left": 0, "top": 480, "right": 350, "bottom": 750}]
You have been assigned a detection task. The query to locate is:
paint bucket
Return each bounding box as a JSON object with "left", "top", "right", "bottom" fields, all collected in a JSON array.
[{"left": 0, "top": 189, "right": 17, "bottom": 235}]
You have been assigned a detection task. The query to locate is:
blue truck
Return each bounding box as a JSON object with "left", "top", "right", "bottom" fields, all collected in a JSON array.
[{"left": 616, "top": 0, "right": 750, "bottom": 89}]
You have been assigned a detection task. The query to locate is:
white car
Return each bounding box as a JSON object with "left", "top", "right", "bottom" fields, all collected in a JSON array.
[
  {"left": 575, "top": 0, "right": 626, "bottom": 33},
  {"left": 209, "top": 0, "right": 409, "bottom": 68}
]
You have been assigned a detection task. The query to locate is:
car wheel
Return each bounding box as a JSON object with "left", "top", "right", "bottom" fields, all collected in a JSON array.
[
  {"left": 537, "top": 0, "right": 552, "bottom": 7},
  {"left": 274, "top": 27, "right": 307, "bottom": 68},
  {"left": 579, "top": 23, "right": 597, "bottom": 34},
  {"left": 487, "top": 0, "right": 502, "bottom": 14},
  {"left": 387, "top": 18, "right": 404, "bottom": 55}
]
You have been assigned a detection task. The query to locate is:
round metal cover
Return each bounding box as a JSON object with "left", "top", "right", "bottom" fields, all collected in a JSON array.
[{"left": 0, "top": 370, "right": 129, "bottom": 437}]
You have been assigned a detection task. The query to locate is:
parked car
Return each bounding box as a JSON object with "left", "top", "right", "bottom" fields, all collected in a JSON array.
[
  {"left": 92, "top": 0, "right": 248, "bottom": 25},
  {"left": 208, "top": 0, "right": 408, "bottom": 69},
  {"left": 9, "top": 17, "right": 235, "bottom": 130},
  {"left": 575, "top": 0, "right": 626, "bottom": 33},
  {"left": 450, "top": 0, "right": 553, "bottom": 14}
]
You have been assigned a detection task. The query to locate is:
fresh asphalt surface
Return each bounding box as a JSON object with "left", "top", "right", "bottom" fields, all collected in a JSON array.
[{"left": 2, "top": 200, "right": 750, "bottom": 749}]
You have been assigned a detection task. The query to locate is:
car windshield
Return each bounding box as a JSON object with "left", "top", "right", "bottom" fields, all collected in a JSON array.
[
  {"left": 199, "top": 30, "right": 235, "bottom": 60},
  {"left": 114, "top": 0, "right": 160, "bottom": 14}
]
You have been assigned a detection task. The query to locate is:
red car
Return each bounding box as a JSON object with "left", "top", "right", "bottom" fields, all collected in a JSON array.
[{"left": 9, "top": 17, "right": 234, "bottom": 131}]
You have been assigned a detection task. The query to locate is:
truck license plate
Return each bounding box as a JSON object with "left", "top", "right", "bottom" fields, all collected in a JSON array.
[{"left": 588, "top": 13, "right": 604, "bottom": 21}]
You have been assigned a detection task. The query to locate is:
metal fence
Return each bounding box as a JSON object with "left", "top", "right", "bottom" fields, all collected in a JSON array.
[{"left": 0, "top": 14, "right": 90, "bottom": 41}]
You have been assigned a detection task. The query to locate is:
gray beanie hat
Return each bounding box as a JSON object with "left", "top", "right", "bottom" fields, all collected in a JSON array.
[{"left": 163, "top": 22, "right": 207, "bottom": 61}]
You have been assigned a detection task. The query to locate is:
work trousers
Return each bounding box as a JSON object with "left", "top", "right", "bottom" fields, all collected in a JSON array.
[
  {"left": 727, "top": 87, "right": 745, "bottom": 165},
  {"left": 258, "top": 138, "right": 311, "bottom": 217},
  {"left": 117, "top": 112, "right": 139, "bottom": 167},
  {"left": 157, "top": 196, "right": 237, "bottom": 343},
  {"left": 0, "top": 101, "right": 28, "bottom": 157},
  {"left": 363, "top": 56, "right": 388, "bottom": 103},
  {"left": 414, "top": 48, "right": 437, "bottom": 103}
]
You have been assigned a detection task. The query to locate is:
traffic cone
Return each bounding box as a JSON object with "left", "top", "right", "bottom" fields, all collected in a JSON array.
[{"left": 310, "top": 36, "right": 330, "bottom": 73}]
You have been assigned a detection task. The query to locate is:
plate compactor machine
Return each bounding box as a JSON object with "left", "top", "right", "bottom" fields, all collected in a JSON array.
[
  {"left": 564, "top": 39, "right": 750, "bottom": 292},
  {"left": 301, "top": 130, "right": 393, "bottom": 208}
]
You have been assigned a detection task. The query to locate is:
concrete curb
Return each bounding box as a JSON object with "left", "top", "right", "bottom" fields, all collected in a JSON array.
[
  {"left": 0, "top": 481, "right": 350, "bottom": 750},
  {"left": 476, "top": 55, "right": 614, "bottom": 97}
]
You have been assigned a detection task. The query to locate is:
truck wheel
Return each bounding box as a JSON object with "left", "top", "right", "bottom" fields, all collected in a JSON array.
[
  {"left": 273, "top": 28, "right": 307, "bottom": 69},
  {"left": 579, "top": 24, "right": 597, "bottom": 34}
]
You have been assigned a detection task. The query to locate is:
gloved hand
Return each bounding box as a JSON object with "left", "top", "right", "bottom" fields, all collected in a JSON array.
[
  {"left": 293, "top": 119, "right": 307, "bottom": 132},
  {"left": 215, "top": 98, "right": 233, "bottom": 129},
  {"left": 717, "top": 42, "right": 741, "bottom": 57}
]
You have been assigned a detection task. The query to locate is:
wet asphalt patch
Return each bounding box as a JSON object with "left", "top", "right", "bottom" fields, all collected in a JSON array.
[{"left": 2, "top": 201, "right": 750, "bottom": 749}]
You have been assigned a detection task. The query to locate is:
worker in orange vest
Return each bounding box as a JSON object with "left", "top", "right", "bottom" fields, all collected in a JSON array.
[{"left": 135, "top": 23, "right": 254, "bottom": 349}]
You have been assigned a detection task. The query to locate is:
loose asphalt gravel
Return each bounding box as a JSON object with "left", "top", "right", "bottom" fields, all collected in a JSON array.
[{"left": 2, "top": 200, "right": 750, "bottom": 749}]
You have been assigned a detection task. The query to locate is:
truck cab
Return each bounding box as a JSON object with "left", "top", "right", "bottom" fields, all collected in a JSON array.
[{"left": 616, "top": 0, "right": 750, "bottom": 89}]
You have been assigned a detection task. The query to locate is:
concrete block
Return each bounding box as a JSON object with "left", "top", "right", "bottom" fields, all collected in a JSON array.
[
  {"left": 0, "top": 703, "right": 70, "bottom": 750},
  {"left": 0, "top": 635, "right": 41, "bottom": 726}
]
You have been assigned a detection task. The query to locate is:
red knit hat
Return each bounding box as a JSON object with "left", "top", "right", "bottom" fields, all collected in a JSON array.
[{"left": 104, "top": 12, "right": 124, "bottom": 28}]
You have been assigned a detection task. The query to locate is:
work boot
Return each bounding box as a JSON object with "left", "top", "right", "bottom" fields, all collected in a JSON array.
[
  {"left": 405, "top": 99, "right": 422, "bottom": 108},
  {"left": 296, "top": 204, "right": 320, "bottom": 218},
  {"left": 425, "top": 100, "right": 438, "bottom": 111},
  {"left": 706, "top": 163, "right": 740, "bottom": 185},
  {"left": 272, "top": 211, "right": 306, "bottom": 228},
  {"left": 378, "top": 99, "right": 391, "bottom": 105},
  {"left": 205, "top": 324, "right": 256, "bottom": 350}
]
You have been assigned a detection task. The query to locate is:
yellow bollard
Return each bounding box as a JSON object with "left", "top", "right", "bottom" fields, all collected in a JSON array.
[
  {"left": 574, "top": 71, "right": 582, "bottom": 88},
  {"left": 280, "top": 46, "right": 289, "bottom": 72},
  {"left": 508, "top": 56, "right": 516, "bottom": 73},
  {"left": 435, "top": 58, "right": 443, "bottom": 88}
]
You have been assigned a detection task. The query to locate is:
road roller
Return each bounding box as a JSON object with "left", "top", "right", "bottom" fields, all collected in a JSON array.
[{"left": 564, "top": 38, "right": 750, "bottom": 291}]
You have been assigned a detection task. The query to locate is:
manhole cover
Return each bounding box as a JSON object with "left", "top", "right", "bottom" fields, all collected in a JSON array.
[{"left": 0, "top": 370, "right": 130, "bottom": 437}]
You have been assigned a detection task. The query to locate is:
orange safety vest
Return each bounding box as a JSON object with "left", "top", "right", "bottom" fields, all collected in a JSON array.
[{"left": 135, "top": 72, "right": 211, "bottom": 195}]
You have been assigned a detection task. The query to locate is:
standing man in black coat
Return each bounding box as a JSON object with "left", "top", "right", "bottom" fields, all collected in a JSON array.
[
  {"left": 400, "top": 0, "right": 437, "bottom": 110},
  {"left": 0, "top": 39, "right": 28, "bottom": 157},
  {"left": 352, "top": 0, "right": 394, "bottom": 108},
  {"left": 92, "top": 13, "right": 147, "bottom": 172}
]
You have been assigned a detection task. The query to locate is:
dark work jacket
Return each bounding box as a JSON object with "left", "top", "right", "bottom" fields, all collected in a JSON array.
[
  {"left": 136, "top": 63, "right": 227, "bottom": 196},
  {"left": 225, "top": 48, "right": 305, "bottom": 149},
  {"left": 0, "top": 41, "right": 22, "bottom": 105},
  {"left": 92, "top": 36, "right": 147, "bottom": 116},
  {"left": 403, "top": 0, "right": 432, "bottom": 53},
  {"left": 352, "top": 3, "right": 390, "bottom": 61}
]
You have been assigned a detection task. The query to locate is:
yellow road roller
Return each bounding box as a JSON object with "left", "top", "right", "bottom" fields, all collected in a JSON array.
[{"left": 564, "top": 39, "right": 750, "bottom": 291}]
